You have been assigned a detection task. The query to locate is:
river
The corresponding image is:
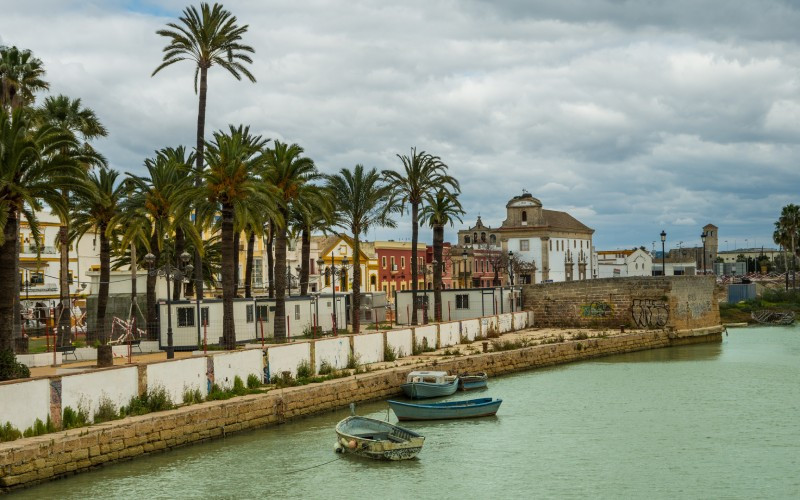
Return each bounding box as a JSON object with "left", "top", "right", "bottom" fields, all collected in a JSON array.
[{"left": 13, "top": 326, "right": 800, "bottom": 499}]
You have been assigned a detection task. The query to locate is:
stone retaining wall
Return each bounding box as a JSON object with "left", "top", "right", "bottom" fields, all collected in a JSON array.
[{"left": 0, "top": 325, "right": 722, "bottom": 492}]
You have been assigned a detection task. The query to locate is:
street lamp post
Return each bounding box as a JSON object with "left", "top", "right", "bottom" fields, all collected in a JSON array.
[
  {"left": 144, "top": 249, "right": 193, "bottom": 359},
  {"left": 660, "top": 230, "right": 667, "bottom": 277},
  {"left": 701, "top": 232, "right": 707, "bottom": 275},
  {"left": 508, "top": 250, "right": 514, "bottom": 286},
  {"left": 317, "top": 255, "right": 350, "bottom": 335}
]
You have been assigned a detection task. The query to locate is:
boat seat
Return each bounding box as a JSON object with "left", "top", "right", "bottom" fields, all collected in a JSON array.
[{"left": 387, "top": 434, "right": 406, "bottom": 443}]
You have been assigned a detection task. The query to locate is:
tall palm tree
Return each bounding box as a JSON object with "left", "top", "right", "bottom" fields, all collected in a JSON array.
[
  {"left": 37, "top": 95, "right": 107, "bottom": 346},
  {"left": 153, "top": 2, "right": 256, "bottom": 300},
  {"left": 420, "top": 189, "right": 464, "bottom": 322},
  {"left": 263, "top": 141, "right": 317, "bottom": 340},
  {"left": 0, "top": 107, "right": 81, "bottom": 361},
  {"left": 778, "top": 204, "right": 800, "bottom": 289},
  {"left": 118, "top": 147, "right": 197, "bottom": 340},
  {"left": 326, "top": 165, "right": 397, "bottom": 334},
  {"left": 199, "top": 126, "right": 278, "bottom": 349},
  {"left": 70, "top": 169, "right": 127, "bottom": 345},
  {"left": 0, "top": 46, "right": 49, "bottom": 110},
  {"left": 773, "top": 222, "right": 791, "bottom": 290},
  {"left": 289, "top": 184, "right": 331, "bottom": 296},
  {"left": 384, "top": 147, "right": 459, "bottom": 324}
]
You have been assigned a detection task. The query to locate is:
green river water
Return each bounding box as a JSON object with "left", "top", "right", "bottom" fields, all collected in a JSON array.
[{"left": 12, "top": 326, "right": 800, "bottom": 499}]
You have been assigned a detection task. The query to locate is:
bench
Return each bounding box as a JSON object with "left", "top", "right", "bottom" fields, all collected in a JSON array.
[{"left": 56, "top": 345, "right": 77, "bottom": 360}]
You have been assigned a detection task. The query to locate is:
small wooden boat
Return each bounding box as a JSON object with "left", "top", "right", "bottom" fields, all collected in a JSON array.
[
  {"left": 389, "top": 398, "right": 503, "bottom": 421},
  {"left": 334, "top": 416, "right": 424, "bottom": 460},
  {"left": 751, "top": 310, "right": 795, "bottom": 325},
  {"left": 458, "top": 372, "right": 488, "bottom": 391},
  {"left": 400, "top": 371, "right": 459, "bottom": 399}
]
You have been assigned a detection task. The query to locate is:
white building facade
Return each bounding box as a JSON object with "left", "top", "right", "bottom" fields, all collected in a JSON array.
[{"left": 594, "top": 249, "right": 653, "bottom": 278}]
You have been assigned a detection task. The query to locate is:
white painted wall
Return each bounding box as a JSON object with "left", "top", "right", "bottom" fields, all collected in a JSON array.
[
  {"left": 61, "top": 367, "right": 139, "bottom": 422},
  {"left": 481, "top": 316, "right": 499, "bottom": 337},
  {"left": 0, "top": 379, "right": 50, "bottom": 431},
  {"left": 147, "top": 357, "right": 208, "bottom": 404},
  {"left": 439, "top": 321, "right": 460, "bottom": 347},
  {"left": 498, "top": 313, "right": 513, "bottom": 333},
  {"left": 414, "top": 325, "right": 438, "bottom": 350},
  {"left": 314, "top": 337, "right": 350, "bottom": 372},
  {"left": 16, "top": 352, "right": 61, "bottom": 368},
  {"left": 386, "top": 329, "right": 412, "bottom": 358},
  {"left": 461, "top": 319, "right": 481, "bottom": 341},
  {"left": 513, "top": 311, "right": 530, "bottom": 329},
  {"left": 353, "top": 333, "right": 383, "bottom": 364},
  {"left": 267, "top": 343, "right": 311, "bottom": 378},
  {"left": 212, "top": 349, "right": 263, "bottom": 390}
]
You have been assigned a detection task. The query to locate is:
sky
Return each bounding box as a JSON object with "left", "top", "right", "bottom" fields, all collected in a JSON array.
[{"left": 2, "top": 0, "right": 799, "bottom": 253}]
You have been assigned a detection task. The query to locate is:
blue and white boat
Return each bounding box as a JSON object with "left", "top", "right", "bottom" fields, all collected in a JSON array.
[
  {"left": 388, "top": 397, "right": 503, "bottom": 421},
  {"left": 458, "top": 372, "right": 488, "bottom": 391},
  {"left": 400, "top": 371, "right": 459, "bottom": 399}
]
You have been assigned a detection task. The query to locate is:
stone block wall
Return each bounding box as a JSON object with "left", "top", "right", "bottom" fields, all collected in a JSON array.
[{"left": 522, "top": 276, "right": 719, "bottom": 329}]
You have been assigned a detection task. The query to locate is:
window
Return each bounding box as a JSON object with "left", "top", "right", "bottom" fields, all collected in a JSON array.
[
  {"left": 382, "top": 256, "right": 386, "bottom": 268},
  {"left": 391, "top": 256, "right": 396, "bottom": 270},
  {"left": 415, "top": 295, "right": 429, "bottom": 308},
  {"left": 201, "top": 307, "right": 210, "bottom": 325},
  {"left": 325, "top": 268, "right": 331, "bottom": 286},
  {"left": 481, "top": 232, "right": 486, "bottom": 242},
  {"left": 246, "top": 304, "right": 254, "bottom": 323},
  {"left": 67, "top": 271, "right": 74, "bottom": 284},
  {"left": 464, "top": 236, "right": 471, "bottom": 244},
  {"left": 30, "top": 271, "right": 45, "bottom": 284},
  {"left": 256, "top": 305, "right": 268, "bottom": 322},
  {"left": 295, "top": 304, "right": 300, "bottom": 320},
  {"left": 177, "top": 307, "right": 195, "bottom": 327},
  {"left": 574, "top": 240, "right": 576, "bottom": 248},
  {"left": 490, "top": 234, "right": 496, "bottom": 244},
  {"left": 521, "top": 210, "right": 527, "bottom": 222},
  {"left": 473, "top": 232, "right": 477, "bottom": 242},
  {"left": 253, "top": 258, "right": 263, "bottom": 286},
  {"left": 456, "top": 294, "right": 469, "bottom": 309},
  {"left": 520, "top": 240, "right": 529, "bottom": 251},
  {"left": 401, "top": 256, "right": 405, "bottom": 269},
  {"left": 549, "top": 239, "right": 552, "bottom": 251}
]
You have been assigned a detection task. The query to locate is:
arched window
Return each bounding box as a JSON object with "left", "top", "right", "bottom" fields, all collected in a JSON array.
[
  {"left": 473, "top": 232, "right": 478, "bottom": 242},
  {"left": 521, "top": 211, "right": 527, "bottom": 222},
  {"left": 481, "top": 232, "right": 486, "bottom": 242},
  {"left": 370, "top": 275, "right": 377, "bottom": 289},
  {"left": 464, "top": 235, "right": 471, "bottom": 244},
  {"left": 490, "top": 234, "right": 496, "bottom": 244}
]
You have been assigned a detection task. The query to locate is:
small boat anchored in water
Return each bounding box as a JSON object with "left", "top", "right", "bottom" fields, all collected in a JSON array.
[
  {"left": 334, "top": 416, "right": 425, "bottom": 460},
  {"left": 458, "top": 372, "right": 488, "bottom": 391},
  {"left": 388, "top": 397, "right": 503, "bottom": 421},
  {"left": 400, "top": 371, "right": 459, "bottom": 399}
]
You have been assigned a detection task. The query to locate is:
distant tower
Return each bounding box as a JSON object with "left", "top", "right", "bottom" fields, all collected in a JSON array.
[{"left": 703, "top": 223, "right": 719, "bottom": 267}]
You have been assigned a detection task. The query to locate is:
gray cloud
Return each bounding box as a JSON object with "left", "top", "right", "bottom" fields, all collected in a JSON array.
[{"left": 2, "top": 0, "right": 798, "bottom": 251}]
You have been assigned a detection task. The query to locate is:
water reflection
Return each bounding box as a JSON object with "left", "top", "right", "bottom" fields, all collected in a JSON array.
[{"left": 596, "top": 341, "right": 723, "bottom": 364}]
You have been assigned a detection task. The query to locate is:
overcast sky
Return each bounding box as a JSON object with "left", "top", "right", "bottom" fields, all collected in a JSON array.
[{"left": 3, "top": 0, "right": 799, "bottom": 252}]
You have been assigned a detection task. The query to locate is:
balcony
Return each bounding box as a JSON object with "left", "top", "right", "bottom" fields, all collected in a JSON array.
[{"left": 22, "top": 245, "right": 58, "bottom": 255}]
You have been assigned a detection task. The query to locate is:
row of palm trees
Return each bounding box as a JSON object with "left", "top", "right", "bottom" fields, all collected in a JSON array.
[{"left": 773, "top": 204, "right": 800, "bottom": 289}]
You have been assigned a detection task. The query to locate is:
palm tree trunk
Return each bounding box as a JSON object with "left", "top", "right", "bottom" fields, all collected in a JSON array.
[
  {"left": 193, "top": 66, "right": 209, "bottom": 300},
  {"left": 245, "top": 230, "right": 255, "bottom": 298},
  {"left": 97, "top": 224, "right": 110, "bottom": 344},
  {"left": 267, "top": 220, "right": 275, "bottom": 298},
  {"left": 173, "top": 226, "right": 184, "bottom": 301},
  {"left": 58, "top": 223, "right": 71, "bottom": 346},
  {"left": 792, "top": 234, "right": 796, "bottom": 290},
  {"left": 146, "top": 233, "right": 160, "bottom": 341},
  {"left": 433, "top": 224, "right": 443, "bottom": 322},
  {"left": 411, "top": 201, "right": 419, "bottom": 325},
  {"left": 0, "top": 208, "right": 19, "bottom": 353},
  {"left": 300, "top": 226, "right": 310, "bottom": 296},
  {"left": 352, "top": 230, "right": 362, "bottom": 334},
  {"left": 274, "top": 211, "right": 288, "bottom": 341},
  {"left": 233, "top": 231, "right": 240, "bottom": 297},
  {"left": 221, "top": 203, "right": 236, "bottom": 349}
]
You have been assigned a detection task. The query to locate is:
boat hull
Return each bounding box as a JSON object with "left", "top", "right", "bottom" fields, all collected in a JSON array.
[
  {"left": 401, "top": 377, "right": 460, "bottom": 399},
  {"left": 335, "top": 416, "right": 424, "bottom": 461},
  {"left": 458, "top": 373, "right": 488, "bottom": 391},
  {"left": 389, "top": 398, "right": 503, "bottom": 421}
]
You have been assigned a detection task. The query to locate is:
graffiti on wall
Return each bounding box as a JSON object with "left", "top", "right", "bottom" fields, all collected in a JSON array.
[
  {"left": 580, "top": 302, "right": 613, "bottom": 318},
  {"left": 631, "top": 299, "right": 668, "bottom": 328}
]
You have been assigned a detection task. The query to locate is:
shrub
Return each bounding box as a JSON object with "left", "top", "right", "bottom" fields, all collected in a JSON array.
[
  {"left": 296, "top": 360, "right": 313, "bottom": 379},
  {"left": 0, "top": 349, "right": 30, "bottom": 381},
  {"left": 442, "top": 348, "right": 461, "bottom": 356},
  {"left": 383, "top": 344, "right": 397, "bottom": 362},
  {"left": 272, "top": 371, "right": 298, "bottom": 388},
  {"left": 491, "top": 339, "right": 532, "bottom": 352},
  {"left": 121, "top": 386, "right": 174, "bottom": 416},
  {"left": 459, "top": 334, "right": 470, "bottom": 344},
  {"left": 232, "top": 376, "right": 247, "bottom": 396},
  {"left": 318, "top": 360, "right": 333, "bottom": 375},
  {"left": 206, "top": 383, "right": 234, "bottom": 401},
  {"left": 62, "top": 405, "right": 89, "bottom": 429},
  {"left": 346, "top": 352, "right": 361, "bottom": 370},
  {"left": 182, "top": 388, "right": 203, "bottom": 405},
  {"left": 247, "top": 373, "right": 261, "bottom": 389},
  {"left": 572, "top": 332, "right": 589, "bottom": 340},
  {"left": 93, "top": 396, "right": 119, "bottom": 423},
  {"left": 23, "top": 416, "right": 56, "bottom": 437},
  {"left": 0, "top": 422, "right": 22, "bottom": 442}
]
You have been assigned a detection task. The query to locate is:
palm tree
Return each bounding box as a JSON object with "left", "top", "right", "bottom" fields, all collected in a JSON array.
[
  {"left": 153, "top": 2, "right": 256, "bottom": 300},
  {"left": 70, "top": 169, "right": 126, "bottom": 345},
  {"left": 0, "top": 107, "right": 81, "bottom": 361},
  {"left": 326, "top": 165, "right": 397, "bottom": 334},
  {"left": 420, "top": 190, "right": 464, "bottom": 322},
  {"left": 384, "top": 147, "right": 459, "bottom": 324},
  {"left": 199, "top": 126, "right": 278, "bottom": 349},
  {"left": 773, "top": 223, "right": 791, "bottom": 290},
  {"left": 118, "top": 147, "right": 197, "bottom": 341},
  {"left": 289, "top": 184, "right": 331, "bottom": 296},
  {"left": 0, "top": 46, "right": 49, "bottom": 110},
  {"left": 37, "top": 95, "right": 107, "bottom": 346},
  {"left": 263, "top": 141, "right": 317, "bottom": 340},
  {"left": 778, "top": 204, "right": 800, "bottom": 289}
]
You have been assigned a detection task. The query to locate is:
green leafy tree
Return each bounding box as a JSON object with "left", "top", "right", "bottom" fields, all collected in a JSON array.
[
  {"left": 420, "top": 189, "right": 464, "bottom": 321},
  {"left": 153, "top": 2, "right": 256, "bottom": 299},
  {"left": 384, "top": 148, "right": 459, "bottom": 324},
  {"left": 326, "top": 165, "right": 397, "bottom": 333},
  {"left": 777, "top": 204, "right": 800, "bottom": 289},
  {"left": 0, "top": 46, "right": 49, "bottom": 110}
]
